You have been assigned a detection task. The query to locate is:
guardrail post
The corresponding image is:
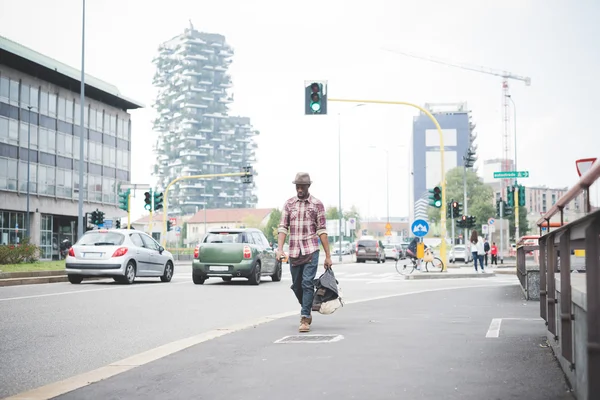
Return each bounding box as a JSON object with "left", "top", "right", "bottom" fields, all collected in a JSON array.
[
  {"left": 559, "top": 230, "right": 574, "bottom": 366},
  {"left": 539, "top": 239, "right": 547, "bottom": 321},
  {"left": 547, "top": 233, "right": 558, "bottom": 339},
  {"left": 586, "top": 219, "right": 600, "bottom": 399}
]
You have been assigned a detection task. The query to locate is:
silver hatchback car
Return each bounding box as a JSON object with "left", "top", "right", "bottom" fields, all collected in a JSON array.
[{"left": 65, "top": 229, "right": 175, "bottom": 284}]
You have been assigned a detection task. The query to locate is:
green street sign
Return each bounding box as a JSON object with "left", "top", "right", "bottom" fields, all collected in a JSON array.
[{"left": 493, "top": 171, "right": 530, "bottom": 179}]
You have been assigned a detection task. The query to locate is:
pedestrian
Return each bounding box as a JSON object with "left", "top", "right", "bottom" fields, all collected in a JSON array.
[
  {"left": 484, "top": 238, "right": 490, "bottom": 266},
  {"left": 491, "top": 242, "right": 498, "bottom": 265},
  {"left": 276, "top": 172, "right": 333, "bottom": 333},
  {"left": 470, "top": 230, "right": 486, "bottom": 272}
]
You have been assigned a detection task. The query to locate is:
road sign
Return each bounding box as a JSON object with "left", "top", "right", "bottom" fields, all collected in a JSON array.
[
  {"left": 385, "top": 222, "right": 392, "bottom": 230},
  {"left": 169, "top": 217, "right": 177, "bottom": 226},
  {"left": 482, "top": 224, "right": 489, "bottom": 234},
  {"left": 104, "top": 219, "right": 113, "bottom": 229},
  {"left": 489, "top": 225, "right": 496, "bottom": 233},
  {"left": 348, "top": 218, "right": 356, "bottom": 229},
  {"left": 174, "top": 226, "right": 181, "bottom": 233},
  {"left": 411, "top": 219, "right": 429, "bottom": 238},
  {"left": 493, "top": 171, "right": 530, "bottom": 179},
  {"left": 488, "top": 218, "right": 495, "bottom": 225}
]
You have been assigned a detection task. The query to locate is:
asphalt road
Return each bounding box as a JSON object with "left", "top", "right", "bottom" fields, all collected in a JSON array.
[
  {"left": 55, "top": 285, "right": 572, "bottom": 400},
  {"left": 0, "top": 259, "right": 519, "bottom": 398}
]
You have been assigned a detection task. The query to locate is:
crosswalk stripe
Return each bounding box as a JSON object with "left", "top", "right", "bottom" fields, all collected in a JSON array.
[{"left": 343, "top": 273, "right": 371, "bottom": 277}]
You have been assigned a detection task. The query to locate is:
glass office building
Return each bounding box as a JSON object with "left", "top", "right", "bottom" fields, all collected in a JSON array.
[{"left": 0, "top": 36, "right": 142, "bottom": 259}]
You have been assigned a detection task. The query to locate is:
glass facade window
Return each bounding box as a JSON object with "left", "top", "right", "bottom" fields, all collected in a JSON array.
[
  {"left": 30, "top": 86, "right": 39, "bottom": 108},
  {"left": 19, "top": 121, "right": 39, "bottom": 149},
  {"left": 39, "top": 127, "right": 56, "bottom": 153},
  {"left": 40, "top": 214, "right": 53, "bottom": 259},
  {"left": 57, "top": 96, "right": 66, "bottom": 121},
  {"left": 66, "top": 99, "right": 74, "bottom": 122},
  {"left": 0, "top": 158, "right": 18, "bottom": 190},
  {"left": 8, "top": 120, "right": 18, "bottom": 143},
  {"left": 88, "top": 174, "right": 102, "bottom": 202},
  {"left": 9, "top": 79, "right": 19, "bottom": 105},
  {"left": 0, "top": 116, "right": 7, "bottom": 142},
  {"left": 56, "top": 168, "right": 73, "bottom": 198},
  {"left": 0, "top": 76, "right": 9, "bottom": 101},
  {"left": 57, "top": 133, "right": 73, "bottom": 157},
  {"left": 38, "top": 165, "right": 56, "bottom": 196},
  {"left": 0, "top": 211, "right": 26, "bottom": 245},
  {"left": 48, "top": 93, "right": 57, "bottom": 116},
  {"left": 74, "top": 102, "right": 80, "bottom": 125},
  {"left": 20, "top": 83, "right": 30, "bottom": 107},
  {"left": 18, "top": 161, "right": 37, "bottom": 193},
  {"left": 40, "top": 91, "right": 49, "bottom": 115}
]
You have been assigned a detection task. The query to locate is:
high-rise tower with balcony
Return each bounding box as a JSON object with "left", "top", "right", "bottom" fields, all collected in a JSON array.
[{"left": 152, "top": 26, "right": 258, "bottom": 215}]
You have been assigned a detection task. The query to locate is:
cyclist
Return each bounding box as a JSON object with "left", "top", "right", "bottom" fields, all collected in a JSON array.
[{"left": 405, "top": 237, "right": 425, "bottom": 270}]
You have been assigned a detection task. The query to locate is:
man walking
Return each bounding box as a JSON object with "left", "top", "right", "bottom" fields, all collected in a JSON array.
[
  {"left": 484, "top": 238, "right": 491, "bottom": 266},
  {"left": 276, "top": 172, "right": 333, "bottom": 333}
]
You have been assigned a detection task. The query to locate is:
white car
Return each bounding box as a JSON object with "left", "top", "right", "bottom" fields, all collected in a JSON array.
[
  {"left": 449, "top": 245, "right": 472, "bottom": 263},
  {"left": 65, "top": 229, "right": 175, "bottom": 284},
  {"left": 383, "top": 244, "right": 401, "bottom": 261}
]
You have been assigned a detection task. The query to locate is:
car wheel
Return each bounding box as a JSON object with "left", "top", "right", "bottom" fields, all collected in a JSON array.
[
  {"left": 123, "top": 261, "right": 136, "bottom": 285},
  {"left": 271, "top": 261, "right": 282, "bottom": 282},
  {"left": 192, "top": 273, "right": 206, "bottom": 284},
  {"left": 222, "top": 277, "right": 232, "bottom": 282},
  {"left": 160, "top": 261, "right": 174, "bottom": 282},
  {"left": 248, "top": 262, "right": 261, "bottom": 286},
  {"left": 68, "top": 275, "right": 83, "bottom": 284}
]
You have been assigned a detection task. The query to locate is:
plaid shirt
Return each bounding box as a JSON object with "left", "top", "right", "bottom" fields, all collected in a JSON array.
[{"left": 278, "top": 194, "right": 327, "bottom": 258}]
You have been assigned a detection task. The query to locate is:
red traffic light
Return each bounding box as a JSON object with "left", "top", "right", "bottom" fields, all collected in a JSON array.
[
  {"left": 452, "top": 202, "right": 458, "bottom": 208},
  {"left": 310, "top": 82, "right": 320, "bottom": 93},
  {"left": 461, "top": 215, "right": 467, "bottom": 221},
  {"left": 433, "top": 187, "right": 441, "bottom": 194}
]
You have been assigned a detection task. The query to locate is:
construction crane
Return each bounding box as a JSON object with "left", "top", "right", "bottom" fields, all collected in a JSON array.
[{"left": 383, "top": 48, "right": 531, "bottom": 191}]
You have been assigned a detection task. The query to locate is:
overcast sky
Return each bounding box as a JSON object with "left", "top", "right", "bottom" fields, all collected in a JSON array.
[{"left": 1, "top": 0, "right": 598, "bottom": 222}]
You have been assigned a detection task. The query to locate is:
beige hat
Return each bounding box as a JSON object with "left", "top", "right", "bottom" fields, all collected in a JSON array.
[{"left": 292, "top": 172, "right": 312, "bottom": 185}]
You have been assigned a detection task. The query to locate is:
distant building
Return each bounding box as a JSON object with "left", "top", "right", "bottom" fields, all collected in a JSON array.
[
  {"left": 151, "top": 25, "right": 258, "bottom": 215},
  {"left": 410, "top": 102, "right": 474, "bottom": 224},
  {"left": 0, "top": 35, "right": 142, "bottom": 258}
]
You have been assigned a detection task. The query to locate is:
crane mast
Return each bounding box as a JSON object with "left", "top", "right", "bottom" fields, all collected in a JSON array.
[{"left": 383, "top": 48, "right": 531, "bottom": 202}]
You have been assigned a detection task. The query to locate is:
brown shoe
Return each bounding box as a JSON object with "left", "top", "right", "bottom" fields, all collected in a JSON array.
[{"left": 299, "top": 317, "right": 310, "bottom": 333}]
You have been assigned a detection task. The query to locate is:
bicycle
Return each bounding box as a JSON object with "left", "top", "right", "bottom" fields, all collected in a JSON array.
[{"left": 395, "top": 247, "right": 444, "bottom": 275}]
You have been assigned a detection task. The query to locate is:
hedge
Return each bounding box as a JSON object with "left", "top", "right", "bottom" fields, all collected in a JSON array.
[{"left": 0, "top": 238, "right": 40, "bottom": 265}]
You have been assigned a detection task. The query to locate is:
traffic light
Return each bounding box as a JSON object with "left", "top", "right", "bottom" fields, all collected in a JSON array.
[
  {"left": 118, "top": 189, "right": 131, "bottom": 212},
  {"left": 153, "top": 192, "right": 164, "bottom": 211},
  {"left": 457, "top": 215, "right": 467, "bottom": 228},
  {"left": 242, "top": 166, "right": 253, "bottom": 184},
  {"left": 428, "top": 186, "right": 442, "bottom": 208},
  {"left": 144, "top": 191, "right": 152, "bottom": 211},
  {"left": 496, "top": 200, "right": 502, "bottom": 218},
  {"left": 90, "top": 210, "right": 98, "bottom": 225},
  {"left": 305, "top": 81, "right": 327, "bottom": 115},
  {"left": 518, "top": 185, "right": 526, "bottom": 207},
  {"left": 166, "top": 220, "right": 172, "bottom": 232},
  {"left": 468, "top": 215, "right": 477, "bottom": 229},
  {"left": 504, "top": 201, "right": 514, "bottom": 217},
  {"left": 115, "top": 220, "right": 121, "bottom": 229},
  {"left": 97, "top": 210, "right": 105, "bottom": 225},
  {"left": 464, "top": 147, "right": 477, "bottom": 168},
  {"left": 507, "top": 185, "right": 515, "bottom": 207}
]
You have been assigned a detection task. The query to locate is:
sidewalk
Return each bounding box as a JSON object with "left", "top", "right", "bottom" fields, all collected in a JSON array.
[{"left": 53, "top": 285, "right": 573, "bottom": 400}]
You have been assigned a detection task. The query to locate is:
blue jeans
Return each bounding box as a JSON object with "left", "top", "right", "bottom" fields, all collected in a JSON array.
[
  {"left": 290, "top": 251, "right": 319, "bottom": 318},
  {"left": 473, "top": 252, "right": 485, "bottom": 271}
]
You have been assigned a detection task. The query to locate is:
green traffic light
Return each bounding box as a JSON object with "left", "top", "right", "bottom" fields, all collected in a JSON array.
[
  {"left": 310, "top": 102, "right": 321, "bottom": 112},
  {"left": 434, "top": 200, "right": 442, "bottom": 208}
]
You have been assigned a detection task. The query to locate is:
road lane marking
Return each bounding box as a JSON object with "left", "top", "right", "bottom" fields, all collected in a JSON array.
[
  {"left": 486, "top": 318, "right": 502, "bottom": 338},
  {"left": 3, "top": 281, "right": 519, "bottom": 400},
  {"left": 0, "top": 280, "right": 188, "bottom": 302}
]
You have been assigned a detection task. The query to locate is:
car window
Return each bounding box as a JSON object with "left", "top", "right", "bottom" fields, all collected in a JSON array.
[
  {"left": 252, "top": 232, "right": 268, "bottom": 248},
  {"left": 77, "top": 231, "right": 124, "bottom": 246},
  {"left": 141, "top": 234, "right": 159, "bottom": 250},
  {"left": 129, "top": 233, "right": 144, "bottom": 248},
  {"left": 205, "top": 232, "right": 246, "bottom": 243},
  {"left": 358, "top": 240, "right": 376, "bottom": 247}
]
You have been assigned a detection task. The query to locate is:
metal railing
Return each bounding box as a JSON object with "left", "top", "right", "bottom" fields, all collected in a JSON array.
[{"left": 537, "top": 160, "right": 600, "bottom": 399}]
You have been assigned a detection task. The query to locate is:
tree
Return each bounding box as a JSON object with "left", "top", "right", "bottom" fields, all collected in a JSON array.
[
  {"left": 427, "top": 167, "right": 495, "bottom": 235},
  {"left": 262, "top": 208, "right": 281, "bottom": 244},
  {"left": 509, "top": 205, "right": 529, "bottom": 240},
  {"left": 241, "top": 214, "right": 262, "bottom": 229},
  {"left": 326, "top": 206, "right": 340, "bottom": 220}
]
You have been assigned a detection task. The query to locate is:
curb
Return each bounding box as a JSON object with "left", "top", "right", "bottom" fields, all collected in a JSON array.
[
  {"left": 0, "top": 270, "right": 66, "bottom": 279},
  {"left": 0, "top": 275, "right": 70, "bottom": 287}
]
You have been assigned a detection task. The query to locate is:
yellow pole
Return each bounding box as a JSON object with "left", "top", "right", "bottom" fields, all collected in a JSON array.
[
  {"left": 161, "top": 171, "right": 252, "bottom": 246},
  {"left": 329, "top": 98, "right": 448, "bottom": 270},
  {"left": 127, "top": 192, "right": 131, "bottom": 230},
  {"left": 149, "top": 210, "right": 153, "bottom": 233}
]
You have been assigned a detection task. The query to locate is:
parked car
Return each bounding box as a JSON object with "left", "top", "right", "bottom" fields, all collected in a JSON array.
[
  {"left": 356, "top": 239, "right": 386, "bottom": 263},
  {"left": 449, "top": 245, "right": 472, "bottom": 263},
  {"left": 192, "top": 228, "right": 282, "bottom": 285},
  {"left": 65, "top": 229, "right": 175, "bottom": 284},
  {"left": 383, "top": 244, "right": 401, "bottom": 261}
]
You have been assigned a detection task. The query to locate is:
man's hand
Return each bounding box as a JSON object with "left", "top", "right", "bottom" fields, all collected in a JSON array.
[
  {"left": 323, "top": 256, "right": 333, "bottom": 269},
  {"left": 276, "top": 250, "right": 286, "bottom": 261}
]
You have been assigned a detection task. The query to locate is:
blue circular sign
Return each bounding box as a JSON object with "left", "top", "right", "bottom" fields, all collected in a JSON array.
[{"left": 411, "top": 219, "right": 429, "bottom": 238}]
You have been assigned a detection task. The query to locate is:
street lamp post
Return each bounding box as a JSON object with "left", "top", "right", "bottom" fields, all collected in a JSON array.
[
  {"left": 337, "top": 104, "right": 364, "bottom": 261},
  {"left": 26, "top": 106, "right": 33, "bottom": 238},
  {"left": 77, "top": 0, "right": 86, "bottom": 240}
]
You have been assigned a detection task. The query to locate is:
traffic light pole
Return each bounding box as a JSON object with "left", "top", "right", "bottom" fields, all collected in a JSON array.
[
  {"left": 161, "top": 172, "right": 253, "bottom": 246},
  {"left": 329, "top": 97, "right": 448, "bottom": 270},
  {"left": 514, "top": 185, "right": 519, "bottom": 242},
  {"left": 500, "top": 200, "right": 504, "bottom": 264}
]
